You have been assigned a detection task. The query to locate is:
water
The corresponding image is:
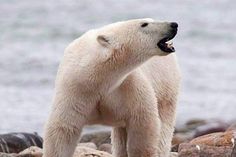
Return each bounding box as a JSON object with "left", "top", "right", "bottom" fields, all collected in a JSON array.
[{"left": 0, "top": 0, "right": 236, "bottom": 135}]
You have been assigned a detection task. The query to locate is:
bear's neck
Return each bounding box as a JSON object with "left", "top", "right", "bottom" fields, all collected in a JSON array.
[
  {"left": 59, "top": 48, "right": 152, "bottom": 95},
  {"left": 95, "top": 48, "right": 152, "bottom": 93}
]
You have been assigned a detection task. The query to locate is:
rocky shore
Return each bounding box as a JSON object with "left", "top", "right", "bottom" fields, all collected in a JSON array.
[{"left": 0, "top": 119, "right": 236, "bottom": 157}]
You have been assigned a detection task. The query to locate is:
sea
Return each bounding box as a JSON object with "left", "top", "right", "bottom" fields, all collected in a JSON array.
[{"left": 0, "top": 0, "right": 236, "bottom": 135}]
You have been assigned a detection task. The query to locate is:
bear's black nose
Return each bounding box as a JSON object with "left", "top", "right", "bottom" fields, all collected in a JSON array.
[{"left": 170, "top": 22, "right": 178, "bottom": 29}]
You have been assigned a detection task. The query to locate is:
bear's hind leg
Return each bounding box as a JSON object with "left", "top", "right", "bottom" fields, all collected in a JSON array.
[
  {"left": 126, "top": 111, "right": 161, "bottom": 157},
  {"left": 158, "top": 98, "right": 178, "bottom": 157},
  {"left": 111, "top": 127, "right": 128, "bottom": 157},
  {"left": 118, "top": 71, "right": 162, "bottom": 157}
]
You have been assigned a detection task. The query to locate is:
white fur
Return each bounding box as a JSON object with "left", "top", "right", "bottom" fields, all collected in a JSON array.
[{"left": 43, "top": 18, "right": 181, "bottom": 157}]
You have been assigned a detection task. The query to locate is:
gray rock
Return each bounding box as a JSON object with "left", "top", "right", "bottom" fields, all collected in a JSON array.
[
  {"left": 0, "top": 132, "right": 43, "bottom": 153},
  {"left": 80, "top": 131, "right": 111, "bottom": 146},
  {"left": 194, "top": 120, "right": 229, "bottom": 138},
  {"left": 0, "top": 153, "right": 17, "bottom": 157},
  {"left": 98, "top": 144, "right": 112, "bottom": 154},
  {"left": 227, "top": 123, "right": 236, "bottom": 131},
  {"left": 185, "top": 119, "right": 207, "bottom": 130}
]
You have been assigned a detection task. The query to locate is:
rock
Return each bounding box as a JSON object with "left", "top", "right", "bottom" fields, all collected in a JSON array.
[
  {"left": 77, "top": 143, "right": 97, "bottom": 150},
  {"left": 0, "top": 146, "right": 43, "bottom": 157},
  {"left": 178, "top": 143, "right": 232, "bottom": 157},
  {"left": 171, "top": 144, "right": 179, "bottom": 152},
  {"left": 0, "top": 132, "right": 43, "bottom": 153},
  {"left": 18, "top": 146, "right": 43, "bottom": 157},
  {"left": 177, "top": 119, "right": 229, "bottom": 137},
  {"left": 231, "top": 140, "right": 236, "bottom": 157},
  {"left": 169, "top": 152, "right": 178, "bottom": 157},
  {"left": 178, "top": 129, "right": 236, "bottom": 157},
  {"left": 0, "top": 145, "right": 112, "bottom": 157},
  {"left": 174, "top": 120, "right": 202, "bottom": 133},
  {"left": 98, "top": 144, "right": 112, "bottom": 154},
  {"left": 171, "top": 132, "right": 195, "bottom": 152},
  {"left": 74, "top": 146, "right": 112, "bottom": 157},
  {"left": 0, "top": 153, "right": 17, "bottom": 157},
  {"left": 185, "top": 119, "right": 207, "bottom": 130},
  {"left": 172, "top": 132, "right": 195, "bottom": 145},
  {"left": 227, "top": 122, "right": 236, "bottom": 131},
  {"left": 80, "top": 131, "right": 111, "bottom": 146},
  {"left": 190, "top": 130, "right": 235, "bottom": 147},
  {"left": 193, "top": 120, "right": 229, "bottom": 138}
]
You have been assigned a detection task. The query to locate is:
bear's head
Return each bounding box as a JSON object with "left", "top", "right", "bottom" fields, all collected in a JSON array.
[{"left": 96, "top": 18, "right": 178, "bottom": 60}]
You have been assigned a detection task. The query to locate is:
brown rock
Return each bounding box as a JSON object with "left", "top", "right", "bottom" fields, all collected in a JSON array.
[
  {"left": 171, "top": 132, "right": 195, "bottom": 152},
  {"left": 178, "top": 143, "right": 232, "bottom": 157},
  {"left": 80, "top": 131, "right": 111, "bottom": 146},
  {"left": 190, "top": 130, "right": 235, "bottom": 147},
  {"left": 98, "top": 144, "right": 112, "bottom": 154}
]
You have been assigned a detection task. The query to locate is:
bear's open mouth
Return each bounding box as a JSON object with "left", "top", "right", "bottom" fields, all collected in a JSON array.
[{"left": 157, "top": 32, "right": 177, "bottom": 53}]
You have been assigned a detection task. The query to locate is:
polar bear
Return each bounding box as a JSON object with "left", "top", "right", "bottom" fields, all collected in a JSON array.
[{"left": 43, "top": 18, "right": 181, "bottom": 157}]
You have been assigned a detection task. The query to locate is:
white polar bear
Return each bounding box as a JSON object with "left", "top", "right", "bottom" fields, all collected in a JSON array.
[{"left": 43, "top": 18, "right": 181, "bottom": 157}]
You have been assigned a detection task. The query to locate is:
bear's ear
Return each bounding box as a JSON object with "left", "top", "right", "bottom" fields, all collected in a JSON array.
[{"left": 97, "top": 35, "right": 111, "bottom": 47}]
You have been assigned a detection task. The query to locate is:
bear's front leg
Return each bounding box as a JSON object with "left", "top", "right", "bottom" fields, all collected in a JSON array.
[
  {"left": 126, "top": 109, "right": 161, "bottom": 157},
  {"left": 43, "top": 90, "right": 97, "bottom": 157},
  {"left": 43, "top": 116, "right": 81, "bottom": 157}
]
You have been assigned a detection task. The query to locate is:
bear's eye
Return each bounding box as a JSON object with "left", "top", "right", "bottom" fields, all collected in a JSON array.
[{"left": 141, "top": 23, "right": 148, "bottom": 27}]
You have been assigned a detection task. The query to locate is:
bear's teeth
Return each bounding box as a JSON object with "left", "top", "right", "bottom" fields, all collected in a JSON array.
[
  {"left": 165, "top": 40, "right": 173, "bottom": 45},
  {"left": 166, "top": 40, "right": 173, "bottom": 48}
]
